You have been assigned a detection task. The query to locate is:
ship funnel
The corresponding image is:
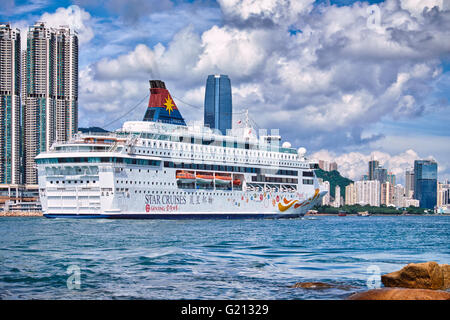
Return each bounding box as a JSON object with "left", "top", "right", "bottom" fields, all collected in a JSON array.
[{"left": 143, "top": 80, "right": 186, "bottom": 126}]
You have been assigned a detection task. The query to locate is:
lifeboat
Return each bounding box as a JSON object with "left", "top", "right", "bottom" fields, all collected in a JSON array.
[
  {"left": 196, "top": 173, "right": 214, "bottom": 184},
  {"left": 176, "top": 171, "right": 196, "bottom": 183},
  {"left": 215, "top": 175, "right": 232, "bottom": 185},
  {"left": 233, "top": 179, "right": 241, "bottom": 186}
]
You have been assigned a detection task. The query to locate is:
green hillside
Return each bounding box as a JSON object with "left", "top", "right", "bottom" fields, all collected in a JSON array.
[{"left": 315, "top": 168, "right": 353, "bottom": 199}]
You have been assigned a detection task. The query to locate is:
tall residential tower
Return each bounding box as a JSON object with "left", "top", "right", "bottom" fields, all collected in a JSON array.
[
  {"left": 23, "top": 23, "right": 78, "bottom": 184},
  {"left": 0, "top": 24, "right": 21, "bottom": 184}
]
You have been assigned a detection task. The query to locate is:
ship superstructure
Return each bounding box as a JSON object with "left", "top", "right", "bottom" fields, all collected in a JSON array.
[{"left": 36, "top": 81, "right": 327, "bottom": 218}]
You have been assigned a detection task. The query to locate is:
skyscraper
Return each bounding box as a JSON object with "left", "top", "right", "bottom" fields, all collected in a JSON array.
[
  {"left": 204, "top": 74, "right": 232, "bottom": 135},
  {"left": 374, "top": 167, "right": 387, "bottom": 184},
  {"left": 405, "top": 169, "right": 414, "bottom": 198},
  {"left": 368, "top": 159, "right": 379, "bottom": 181},
  {"left": 0, "top": 24, "right": 21, "bottom": 184},
  {"left": 23, "top": 23, "right": 78, "bottom": 184},
  {"left": 414, "top": 159, "right": 438, "bottom": 209}
]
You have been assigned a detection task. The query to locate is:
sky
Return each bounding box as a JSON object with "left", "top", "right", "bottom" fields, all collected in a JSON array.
[{"left": 1, "top": 0, "right": 450, "bottom": 184}]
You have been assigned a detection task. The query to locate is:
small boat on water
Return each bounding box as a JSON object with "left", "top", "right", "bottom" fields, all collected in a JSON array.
[
  {"left": 338, "top": 211, "right": 347, "bottom": 216},
  {"left": 357, "top": 211, "right": 370, "bottom": 217}
]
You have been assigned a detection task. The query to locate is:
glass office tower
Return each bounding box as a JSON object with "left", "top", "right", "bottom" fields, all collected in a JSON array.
[
  {"left": 414, "top": 160, "right": 438, "bottom": 209},
  {"left": 204, "top": 75, "right": 232, "bottom": 135}
]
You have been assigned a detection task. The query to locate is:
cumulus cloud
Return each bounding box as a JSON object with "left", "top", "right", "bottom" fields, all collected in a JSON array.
[
  {"left": 39, "top": 5, "right": 94, "bottom": 45},
  {"left": 74, "top": 0, "right": 174, "bottom": 24}
]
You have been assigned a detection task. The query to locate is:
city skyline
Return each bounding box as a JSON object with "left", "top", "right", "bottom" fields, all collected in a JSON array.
[{"left": 1, "top": 0, "right": 449, "bottom": 184}]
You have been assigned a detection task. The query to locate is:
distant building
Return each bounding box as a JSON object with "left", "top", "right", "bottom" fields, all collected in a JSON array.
[
  {"left": 345, "top": 183, "right": 356, "bottom": 205},
  {"left": 329, "top": 162, "right": 338, "bottom": 171},
  {"left": 405, "top": 169, "right": 415, "bottom": 198},
  {"left": 318, "top": 160, "right": 338, "bottom": 172},
  {"left": 387, "top": 172, "right": 396, "bottom": 185},
  {"left": 374, "top": 167, "right": 388, "bottom": 184},
  {"left": 368, "top": 160, "right": 379, "bottom": 181},
  {"left": 204, "top": 74, "right": 232, "bottom": 135},
  {"left": 393, "top": 184, "right": 405, "bottom": 208},
  {"left": 355, "top": 180, "right": 380, "bottom": 207},
  {"left": 333, "top": 185, "right": 341, "bottom": 207},
  {"left": 437, "top": 182, "right": 450, "bottom": 207},
  {"left": 404, "top": 198, "right": 419, "bottom": 208},
  {"left": 414, "top": 159, "right": 437, "bottom": 209},
  {"left": 381, "top": 182, "right": 394, "bottom": 206},
  {"left": 322, "top": 180, "right": 330, "bottom": 205},
  {"left": 0, "top": 24, "right": 21, "bottom": 184}
]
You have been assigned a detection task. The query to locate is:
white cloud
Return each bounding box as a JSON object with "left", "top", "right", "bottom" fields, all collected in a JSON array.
[
  {"left": 40, "top": 5, "right": 94, "bottom": 45},
  {"left": 399, "top": 0, "right": 444, "bottom": 17},
  {"left": 218, "top": 0, "right": 315, "bottom": 25}
]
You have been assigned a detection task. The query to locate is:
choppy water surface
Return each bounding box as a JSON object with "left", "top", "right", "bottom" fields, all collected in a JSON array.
[{"left": 0, "top": 216, "right": 449, "bottom": 299}]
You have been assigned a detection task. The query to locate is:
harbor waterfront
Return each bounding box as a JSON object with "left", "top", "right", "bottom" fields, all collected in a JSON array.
[{"left": 0, "top": 215, "right": 448, "bottom": 300}]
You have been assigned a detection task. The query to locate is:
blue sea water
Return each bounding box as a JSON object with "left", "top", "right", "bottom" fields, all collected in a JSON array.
[{"left": 0, "top": 216, "right": 449, "bottom": 300}]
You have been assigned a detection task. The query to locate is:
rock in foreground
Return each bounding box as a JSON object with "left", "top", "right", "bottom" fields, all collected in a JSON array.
[
  {"left": 347, "top": 288, "right": 450, "bottom": 300},
  {"left": 290, "top": 282, "right": 355, "bottom": 290},
  {"left": 290, "top": 282, "right": 335, "bottom": 289},
  {"left": 381, "top": 261, "right": 450, "bottom": 290}
]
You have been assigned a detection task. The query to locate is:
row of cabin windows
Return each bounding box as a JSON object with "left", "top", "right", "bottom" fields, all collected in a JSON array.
[
  {"left": 49, "top": 180, "right": 97, "bottom": 184},
  {"left": 136, "top": 140, "right": 297, "bottom": 160}
]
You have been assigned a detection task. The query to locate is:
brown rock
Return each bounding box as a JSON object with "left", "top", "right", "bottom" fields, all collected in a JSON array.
[
  {"left": 381, "top": 261, "right": 450, "bottom": 290},
  {"left": 290, "top": 282, "right": 356, "bottom": 290},
  {"left": 290, "top": 282, "right": 334, "bottom": 289},
  {"left": 347, "top": 288, "right": 450, "bottom": 300},
  {"left": 442, "top": 264, "right": 450, "bottom": 289}
]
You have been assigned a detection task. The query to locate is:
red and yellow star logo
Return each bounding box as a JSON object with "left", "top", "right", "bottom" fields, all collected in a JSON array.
[{"left": 164, "top": 96, "right": 175, "bottom": 115}]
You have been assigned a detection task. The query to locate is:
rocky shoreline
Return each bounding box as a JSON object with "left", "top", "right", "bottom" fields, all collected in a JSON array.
[
  {"left": 291, "top": 261, "right": 450, "bottom": 300},
  {"left": 0, "top": 211, "right": 43, "bottom": 217}
]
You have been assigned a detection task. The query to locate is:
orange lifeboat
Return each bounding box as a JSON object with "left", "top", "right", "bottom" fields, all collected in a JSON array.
[
  {"left": 176, "top": 171, "right": 196, "bottom": 183},
  {"left": 233, "top": 179, "right": 241, "bottom": 186},
  {"left": 196, "top": 173, "right": 214, "bottom": 184},
  {"left": 215, "top": 174, "right": 232, "bottom": 185}
]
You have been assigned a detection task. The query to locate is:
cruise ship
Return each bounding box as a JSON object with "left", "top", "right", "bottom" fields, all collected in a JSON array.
[{"left": 36, "top": 80, "right": 327, "bottom": 219}]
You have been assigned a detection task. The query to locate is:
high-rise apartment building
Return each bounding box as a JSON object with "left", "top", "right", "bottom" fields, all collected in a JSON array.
[
  {"left": 355, "top": 180, "right": 380, "bottom": 207},
  {"left": 345, "top": 183, "right": 356, "bottom": 205},
  {"left": 405, "top": 169, "right": 414, "bottom": 198},
  {"left": 333, "top": 185, "right": 341, "bottom": 207},
  {"left": 204, "top": 74, "right": 232, "bottom": 135},
  {"left": 393, "top": 184, "right": 405, "bottom": 208},
  {"left": 322, "top": 180, "right": 330, "bottom": 206},
  {"left": 0, "top": 24, "right": 21, "bottom": 184},
  {"left": 414, "top": 159, "right": 437, "bottom": 209},
  {"left": 23, "top": 23, "right": 78, "bottom": 184},
  {"left": 318, "top": 160, "right": 338, "bottom": 172},
  {"left": 381, "top": 182, "right": 394, "bottom": 206}
]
